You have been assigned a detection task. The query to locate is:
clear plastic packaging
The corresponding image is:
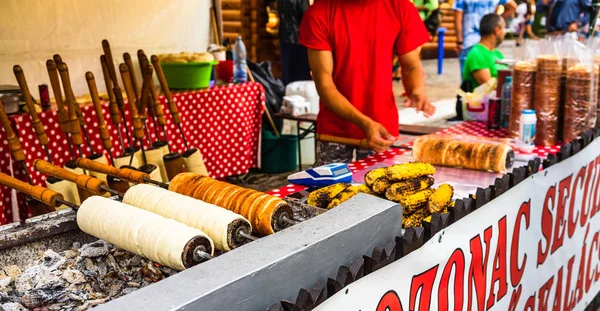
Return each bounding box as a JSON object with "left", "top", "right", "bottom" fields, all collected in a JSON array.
[
  {"left": 563, "top": 40, "right": 598, "bottom": 143},
  {"left": 534, "top": 38, "right": 563, "bottom": 146},
  {"left": 509, "top": 40, "right": 538, "bottom": 138}
]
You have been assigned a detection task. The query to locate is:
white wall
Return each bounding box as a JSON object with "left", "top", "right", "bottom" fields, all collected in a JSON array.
[{"left": 0, "top": 0, "right": 211, "bottom": 97}]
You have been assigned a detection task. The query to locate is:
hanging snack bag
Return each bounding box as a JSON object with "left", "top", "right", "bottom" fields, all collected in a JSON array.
[
  {"left": 533, "top": 37, "right": 563, "bottom": 146},
  {"left": 509, "top": 40, "right": 537, "bottom": 138}
]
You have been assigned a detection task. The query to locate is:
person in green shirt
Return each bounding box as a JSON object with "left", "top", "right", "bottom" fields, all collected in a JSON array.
[
  {"left": 463, "top": 14, "right": 508, "bottom": 88},
  {"left": 412, "top": 0, "right": 439, "bottom": 21}
]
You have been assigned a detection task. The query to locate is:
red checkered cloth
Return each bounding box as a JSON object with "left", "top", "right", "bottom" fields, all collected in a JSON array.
[
  {"left": 267, "top": 121, "right": 561, "bottom": 198},
  {"left": 0, "top": 83, "right": 265, "bottom": 224}
]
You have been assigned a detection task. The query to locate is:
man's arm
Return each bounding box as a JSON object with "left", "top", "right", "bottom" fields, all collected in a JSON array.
[
  {"left": 307, "top": 49, "right": 395, "bottom": 152},
  {"left": 399, "top": 48, "right": 436, "bottom": 116},
  {"left": 501, "top": 1, "right": 518, "bottom": 18},
  {"left": 454, "top": 10, "right": 464, "bottom": 53},
  {"left": 472, "top": 69, "right": 492, "bottom": 85}
]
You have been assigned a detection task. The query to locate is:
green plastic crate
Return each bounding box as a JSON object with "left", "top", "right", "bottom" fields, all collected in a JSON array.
[
  {"left": 160, "top": 60, "right": 218, "bottom": 89},
  {"left": 261, "top": 130, "right": 298, "bottom": 173}
]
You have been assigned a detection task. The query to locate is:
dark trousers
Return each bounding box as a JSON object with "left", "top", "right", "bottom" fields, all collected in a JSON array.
[{"left": 280, "top": 42, "right": 312, "bottom": 85}]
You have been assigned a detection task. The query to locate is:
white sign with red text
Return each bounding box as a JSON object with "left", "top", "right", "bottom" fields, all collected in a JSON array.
[{"left": 317, "top": 138, "right": 600, "bottom": 311}]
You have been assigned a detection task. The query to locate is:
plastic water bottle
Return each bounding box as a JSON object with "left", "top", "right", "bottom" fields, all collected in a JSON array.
[
  {"left": 500, "top": 76, "right": 512, "bottom": 128},
  {"left": 519, "top": 109, "right": 536, "bottom": 154},
  {"left": 233, "top": 36, "right": 248, "bottom": 83}
]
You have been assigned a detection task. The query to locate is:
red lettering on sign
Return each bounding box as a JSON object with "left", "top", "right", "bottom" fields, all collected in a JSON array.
[
  {"left": 511, "top": 201, "right": 530, "bottom": 287},
  {"left": 538, "top": 275, "right": 554, "bottom": 311},
  {"left": 538, "top": 185, "right": 556, "bottom": 267},
  {"left": 508, "top": 285, "right": 522, "bottom": 311},
  {"left": 409, "top": 265, "right": 438, "bottom": 311},
  {"left": 468, "top": 227, "right": 493, "bottom": 311},
  {"left": 524, "top": 293, "right": 536, "bottom": 311},
  {"left": 552, "top": 266, "right": 564, "bottom": 311},
  {"left": 593, "top": 157, "right": 600, "bottom": 217},
  {"left": 564, "top": 255, "right": 577, "bottom": 311},
  {"left": 586, "top": 231, "right": 599, "bottom": 293},
  {"left": 580, "top": 160, "right": 596, "bottom": 227},
  {"left": 438, "top": 249, "right": 465, "bottom": 311},
  {"left": 575, "top": 225, "right": 590, "bottom": 303},
  {"left": 568, "top": 167, "right": 586, "bottom": 238},
  {"left": 376, "top": 290, "right": 403, "bottom": 311},
  {"left": 487, "top": 216, "right": 508, "bottom": 310},
  {"left": 551, "top": 175, "right": 572, "bottom": 254}
]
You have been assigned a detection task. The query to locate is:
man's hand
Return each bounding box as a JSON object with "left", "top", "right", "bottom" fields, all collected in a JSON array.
[
  {"left": 568, "top": 22, "right": 578, "bottom": 32},
  {"left": 404, "top": 93, "right": 436, "bottom": 116},
  {"left": 363, "top": 120, "right": 395, "bottom": 153},
  {"left": 455, "top": 43, "right": 463, "bottom": 54}
]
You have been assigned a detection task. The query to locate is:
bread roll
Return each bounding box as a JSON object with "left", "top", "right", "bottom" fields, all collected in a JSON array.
[
  {"left": 412, "top": 137, "right": 514, "bottom": 173},
  {"left": 169, "top": 173, "right": 293, "bottom": 235},
  {"left": 183, "top": 149, "right": 209, "bottom": 176},
  {"left": 123, "top": 184, "right": 251, "bottom": 251},
  {"left": 77, "top": 196, "right": 214, "bottom": 270}
]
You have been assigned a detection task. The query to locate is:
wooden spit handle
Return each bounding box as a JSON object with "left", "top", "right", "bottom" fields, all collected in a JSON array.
[
  {"left": 151, "top": 55, "right": 181, "bottom": 124},
  {"left": 46, "top": 60, "right": 70, "bottom": 133},
  {"left": 101, "top": 40, "right": 120, "bottom": 87},
  {"left": 100, "top": 55, "right": 122, "bottom": 126},
  {"left": 137, "top": 51, "right": 154, "bottom": 117},
  {"left": 0, "top": 172, "right": 64, "bottom": 208},
  {"left": 145, "top": 65, "right": 167, "bottom": 125},
  {"left": 123, "top": 53, "right": 140, "bottom": 101},
  {"left": 57, "top": 63, "right": 84, "bottom": 145},
  {"left": 119, "top": 64, "right": 145, "bottom": 140},
  {"left": 0, "top": 99, "right": 25, "bottom": 161},
  {"left": 138, "top": 67, "right": 151, "bottom": 120},
  {"left": 85, "top": 72, "right": 113, "bottom": 152},
  {"left": 34, "top": 159, "right": 107, "bottom": 196},
  {"left": 52, "top": 55, "right": 86, "bottom": 127},
  {"left": 13, "top": 65, "right": 49, "bottom": 146},
  {"left": 316, "top": 134, "right": 369, "bottom": 149},
  {"left": 76, "top": 158, "right": 149, "bottom": 184}
]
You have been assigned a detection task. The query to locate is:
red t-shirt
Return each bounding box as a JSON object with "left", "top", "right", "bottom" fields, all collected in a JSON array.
[{"left": 299, "top": 0, "right": 430, "bottom": 140}]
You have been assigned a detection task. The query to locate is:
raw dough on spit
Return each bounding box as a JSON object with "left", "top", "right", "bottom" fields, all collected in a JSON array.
[
  {"left": 123, "top": 184, "right": 251, "bottom": 251},
  {"left": 183, "top": 149, "right": 209, "bottom": 176},
  {"left": 88, "top": 154, "right": 109, "bottom": 182},
  {"left": 45, "top": 178, "right": 80, "bottom": 207},
  {"left": 145, "top": 148, "right": 168, "bottom": 182},
  {"left": 77, "top": 196, "right": 214, "bottom": 270}
]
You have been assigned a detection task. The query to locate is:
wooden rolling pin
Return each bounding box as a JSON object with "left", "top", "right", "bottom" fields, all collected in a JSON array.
[
  {"left": 13, "top": 66, "right": 49, "bottom": 147},
  {"left": 75, "top": 157, "right": 168, "bottom": 188},
  {"left": 33, "top": 159, "right": 122, "bottom": 197},
  {"left": 316, "top": 134, "right": 369, "bottom": 149},
  {"left": 0, "top": 99, "right": 25, "bottom": 162},
  {"left": 85, "top": 72, "right": 115, "bottom": 163},
  {"left": 101, "top": 55, "right": 127, "bottom": 154},
  {"left": 53, "top": 55, "right": 86, "bottom": 129},
  {"left": 119, "top": 64, "right": 145, "bottom": 143},
  {"left": 123, "top": 52, "right": 140, "bottom": 101},
  {"left": 56, "top": 63, "right": 84, "bottom": 156},
  {"left": 151, "top": 55, "right": 183, "bottom": 129},
  {"left": 143, "top": 62, "right": 170, "bottom": 144},
  {"left": 45, "top": 60, "right": 70, "bottom": 134},
  {"left": 0, "top": 172, "right": 70, "bottom": 209}
]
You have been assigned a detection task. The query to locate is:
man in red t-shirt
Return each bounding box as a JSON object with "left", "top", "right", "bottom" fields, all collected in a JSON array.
[{"left": 299, "top": 0, "right": 435, "bottom": 165}]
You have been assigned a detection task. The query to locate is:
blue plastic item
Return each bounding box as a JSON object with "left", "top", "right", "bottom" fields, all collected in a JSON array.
[
  {"left": 233, "top": 36, "right": 248, "bottom": 83},
  {"left": 287, "top": 163, "right": 353, "bottom": 187},
  {"left": 438, "top": 27, "right": 447, "bottom": 75}
]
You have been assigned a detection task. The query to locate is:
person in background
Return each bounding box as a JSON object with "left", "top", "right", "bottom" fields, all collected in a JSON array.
[
  {"left": 547, "top": 0, "right": 592, "bottom": 40},
  {"left": 517, "top": 1, "right": 538, "bottom": 45},
  {"left": 463, "top": 14, "right": 508, "bottom": 87},
  {"left": 453, "top": 0, "right": 517, "bottom": 80},
  {"left": 277, "top": 0, "right": 312, "bottom": 85},
  {"left": 413, "top": 0, "right": 440, "bottom": 21},
  {"left": 299, "top": 0, "right": 435, "bottom": 165}
]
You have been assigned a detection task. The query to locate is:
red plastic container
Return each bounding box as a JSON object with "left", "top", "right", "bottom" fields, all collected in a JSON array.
[{"left": 216, "top": 60, "right": 234, "bottom": 84}]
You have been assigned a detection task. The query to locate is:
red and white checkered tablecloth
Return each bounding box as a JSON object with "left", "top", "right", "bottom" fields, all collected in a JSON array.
[
  {"left": 267, "top": 121, "right": 561, "bottom": 198},
  {"left": 0, "top": 82, "right": 265, "bottom": 224}
]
